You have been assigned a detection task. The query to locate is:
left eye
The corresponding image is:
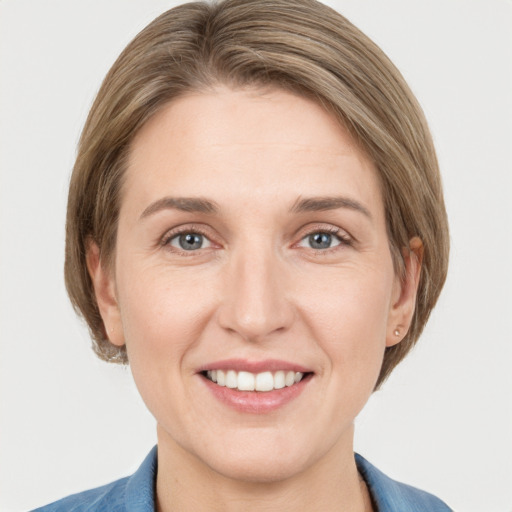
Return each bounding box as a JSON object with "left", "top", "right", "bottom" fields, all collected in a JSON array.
[
  {"left": 299, "top": 231, "right": 343, "bottom": 250},
  {"left": 168, "top": 232, "right": 212, "bottom": 251}
]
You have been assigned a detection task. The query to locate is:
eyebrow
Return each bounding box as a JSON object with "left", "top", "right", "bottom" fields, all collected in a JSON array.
[
  {"left": 140, "top": 197, "right": 219, "bottom": 219},
  {"left": 290, "top": 196, "right": 372, "bottom": 219},
  {"left": 139, "top": 195, "right": 372, "bottom": 220}
]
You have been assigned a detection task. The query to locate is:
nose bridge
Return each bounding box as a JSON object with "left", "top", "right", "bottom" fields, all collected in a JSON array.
[{"left": 219, "top": 237, "right": 293, "bottom": 341}]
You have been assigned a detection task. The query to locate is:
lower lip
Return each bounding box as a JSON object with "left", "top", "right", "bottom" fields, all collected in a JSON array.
[{"left": 201, "top": 374, "right": 312, "bottom": 414}]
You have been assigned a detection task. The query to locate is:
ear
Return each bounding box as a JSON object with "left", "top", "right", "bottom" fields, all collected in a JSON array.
[
  {"left": 86, "top": 240, "right": 125, "bottom": 347},
  {"left": 386, "top": 237, "right": 423, "bottom": 347}
]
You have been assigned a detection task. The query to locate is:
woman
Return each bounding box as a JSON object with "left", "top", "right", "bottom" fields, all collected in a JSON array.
[{"left": 34, "top": 0, "right": 451, "bottom": 510}]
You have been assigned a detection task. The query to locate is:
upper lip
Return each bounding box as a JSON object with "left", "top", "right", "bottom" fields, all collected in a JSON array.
[{"left": 197, "top": 358, "right": 312, "bottom": 374}]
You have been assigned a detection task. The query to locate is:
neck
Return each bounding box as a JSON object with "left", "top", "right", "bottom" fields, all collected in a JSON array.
[{"left": 155, "top": 424, "right": 372, "bottom": 512}]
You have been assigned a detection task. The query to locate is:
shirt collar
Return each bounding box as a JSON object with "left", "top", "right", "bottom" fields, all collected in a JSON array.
[
  {"left": 355, "top": 453, "right": 450, "bottom": 512},
  {"left": 123, "top": 447, "right": 447, "bottom": 512},
  {"left": 125, "top": 445, "right": 158, "bottom": 512}
]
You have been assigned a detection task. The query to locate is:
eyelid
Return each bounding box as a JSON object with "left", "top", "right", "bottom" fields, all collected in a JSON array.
[
  {"left": 290, "top": 225, "right": 354, "bottom": 257},
  {"left": 160, "top": 224, "right": 220, "bottom": 252},
  {"left": 294, "top": 223, "right": 352, "bottom": 244},
  {"left": 158, "top": 222, "right": 353, "bottom": 254},
  {"left": 168, "top": 232, "right": 212, "bottom": 250}
]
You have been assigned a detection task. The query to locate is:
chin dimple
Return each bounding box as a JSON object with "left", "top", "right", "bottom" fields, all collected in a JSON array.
[{"left": 204, "top": 369, "right": 305, "bottom": 392}]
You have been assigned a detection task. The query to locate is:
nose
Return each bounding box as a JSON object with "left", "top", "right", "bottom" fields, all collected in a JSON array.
[{"left": 217, "top": 243, "right": 295, "bottom": 342}]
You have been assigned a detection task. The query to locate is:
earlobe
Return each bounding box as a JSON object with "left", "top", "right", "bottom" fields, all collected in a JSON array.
[
  {"left": 86, "top": 240, "right": 125, "bottom": 347},
  {"left": 386, "top": 237, "right": 423, "bottom": 347}
]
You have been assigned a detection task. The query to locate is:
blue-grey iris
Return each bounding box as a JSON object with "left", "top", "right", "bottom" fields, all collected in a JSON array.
[
  {"left": 179, "top": 233, "right": 203, "bottom": 250},
  {"left": 309, "top": 232, "right": 332, "bottom": 249}
]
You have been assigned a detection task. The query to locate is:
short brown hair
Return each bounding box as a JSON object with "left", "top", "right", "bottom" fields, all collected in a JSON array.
[{"left": 65, "top": 0, "right": 449, "bottom": 388}]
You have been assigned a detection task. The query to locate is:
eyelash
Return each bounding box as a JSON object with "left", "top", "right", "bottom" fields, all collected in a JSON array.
[
  {"left": 160, "top": 225, "right": 215, "bottom": 256},
  {"left": 160, "top": 225, "right": 352, "bottom": 255},
  {"left": 296, "top": 226, "right": 352, "bottom": 252}
]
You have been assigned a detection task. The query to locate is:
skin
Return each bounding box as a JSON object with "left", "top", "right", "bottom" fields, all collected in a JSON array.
[{"left": 87, "top": 87, "right": 422, "bottom": 512}]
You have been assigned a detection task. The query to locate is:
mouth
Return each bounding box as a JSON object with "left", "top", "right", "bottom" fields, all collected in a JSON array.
[
  {"left": 201, "top": 369, "right": 311, "bottom": 392},
  {"left": 197, "top": 359, "right": 314, "bottom": 413}
]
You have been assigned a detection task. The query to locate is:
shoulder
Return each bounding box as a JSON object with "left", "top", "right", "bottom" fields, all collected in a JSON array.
[
  {"left": 30, "top": 477, "right": 130, "bottom": 512},
  {"left": 355, "top": 453, "right": 453, "bottom": 512},
  {"left": 31, "top": 446, "right": 157, "bottom": 512}
]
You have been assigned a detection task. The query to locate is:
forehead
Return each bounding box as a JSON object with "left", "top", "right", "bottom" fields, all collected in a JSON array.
[{"left": 123, "top": 87, "right": 383, "bottom": 218}]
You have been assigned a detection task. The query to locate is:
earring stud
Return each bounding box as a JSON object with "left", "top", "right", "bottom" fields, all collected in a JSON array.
[{"left": 393, "top": 328, "right": 400, "bottom": 337}]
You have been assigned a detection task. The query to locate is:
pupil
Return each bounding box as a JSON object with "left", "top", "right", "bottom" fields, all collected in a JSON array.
[
  {"left": 310, "top": 232, "right": 331, "bottom": 249},
  {"left": 179, "top": 233, "right": 202, "bottom": 250}
]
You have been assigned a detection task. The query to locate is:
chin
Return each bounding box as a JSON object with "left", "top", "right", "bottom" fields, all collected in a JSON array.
[
  {"left": 207, "top": 452, "right": 310, "bottom": 484},
  {"left": 192, "top": 430, "right": 328, "bottom": 485}
]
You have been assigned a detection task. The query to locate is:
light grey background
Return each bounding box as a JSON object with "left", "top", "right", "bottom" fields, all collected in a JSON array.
[{"left": 1, "top": 1, "right": 511, "bottom": 511}]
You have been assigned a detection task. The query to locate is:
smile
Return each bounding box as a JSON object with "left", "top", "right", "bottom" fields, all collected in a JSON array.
[
  {"left": 198, "top": 359, "right": 313, "bottom": 413},
  {"left": 204, "top": 369, "right": 305, "bottom": 392}
]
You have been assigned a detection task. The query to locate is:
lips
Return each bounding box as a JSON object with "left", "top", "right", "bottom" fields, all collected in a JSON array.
[
  {"left": 197, "top": 358, "right": 311, "bottom": 374},
  {"left": 198, "top": 359, "right": 313, "bottom": 413}
]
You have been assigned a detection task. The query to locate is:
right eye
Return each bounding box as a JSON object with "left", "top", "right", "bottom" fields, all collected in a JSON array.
[
  {"left": 167, "top": 232, "right": 212, "bottom": 251},
  {"left": 302, "top": 232, "right": 342, "bottom": 250}
]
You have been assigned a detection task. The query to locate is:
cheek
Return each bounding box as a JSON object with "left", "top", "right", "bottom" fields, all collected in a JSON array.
[
  {"left": 118, "top": 267, "right": 214, "bottom": 347},
  {"left": 115, "top": 265, "right": 219, "bottom": 425},
  {"left": 115, "top": 260, "right": 218, "bottom": 381},
  {"left": 297, "top": 264, "right": 393, "bottom": 375}
]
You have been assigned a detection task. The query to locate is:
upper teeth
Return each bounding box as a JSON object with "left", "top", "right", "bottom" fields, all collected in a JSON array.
[{"left": 206, "top": 370, "right": 304, "bottom": 392}]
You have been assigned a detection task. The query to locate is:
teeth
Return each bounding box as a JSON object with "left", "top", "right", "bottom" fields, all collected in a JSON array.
[
  {"left": 274, "top": 370, "right": 285, "bottom": 389},
  {"left": 238, "top": 371, "right": 255, "bottom": 391},
  {"left": 225, "top": 370, "right": 237, "bottom": 388},
  {"left": 217, "top": 369, "right": 226, "bottom": 386},
  {"left": 205, "top": 369, "right": 305, "bottom": 392},
  {"left": 255, "top": 371, "right": 274, "bottom": 392}
]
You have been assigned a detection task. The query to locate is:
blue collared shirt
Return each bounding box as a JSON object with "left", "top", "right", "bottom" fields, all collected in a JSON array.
[{"left": 32, "top": 447, "right": 452, "bottom": 511}]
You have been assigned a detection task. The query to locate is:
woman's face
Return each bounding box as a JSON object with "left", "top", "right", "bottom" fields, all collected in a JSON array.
[{"left": 91, "top": 87, "right": 418, "bottom": 482}]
